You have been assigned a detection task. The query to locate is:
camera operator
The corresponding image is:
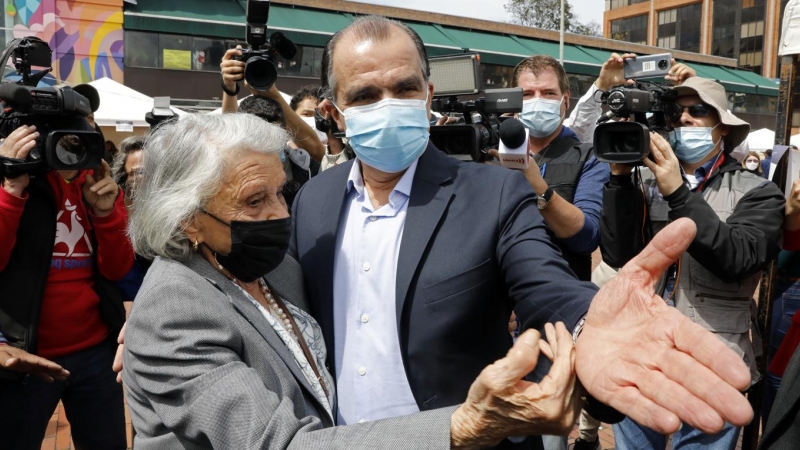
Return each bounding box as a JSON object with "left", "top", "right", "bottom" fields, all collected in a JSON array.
[
  {"left": 0, "top": 123, "right": 133, "bottom": 448},
  {"left": 290, "top": 85, "right": 353, "bottom": 171},
  {"left": 508, "top": 55, "right": 608, "bottom": 282},
  {"left": 601, "top": 77, "right": 785, "bottom": 450},
  {"left": 220, "top": 47, "right": 325, "bottom": 162}
]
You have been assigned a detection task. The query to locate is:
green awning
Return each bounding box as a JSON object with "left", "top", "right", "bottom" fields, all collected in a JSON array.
[
  {"left": 512, "top": 37, "right": 604, "bottom": 76},
  {"left": 721, "top": 67, "right": 780, "bottom": 96},
  {"left": 690, "top": 64, "right": 758, "bottom": 94},
  {"left": 434, "top": 26, "right": 532, "bottom": 66},
  {"left": 405, "top": 23, "right": 466, "bottom": 57},
  {"left": 124, "top": 0, "right": 350, "bottom": 46}
]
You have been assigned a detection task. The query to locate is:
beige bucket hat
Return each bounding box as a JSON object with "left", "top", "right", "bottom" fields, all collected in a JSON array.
[{"left": 672, "top": 77, "right": 750, "bottom": 151}]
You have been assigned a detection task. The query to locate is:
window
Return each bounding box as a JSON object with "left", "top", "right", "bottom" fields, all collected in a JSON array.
[
  {"left": 657, "top": 4, "right": 701, "bottom": 53},
  {"left": 124, "top": 31, "right": 325, "bottom": 78},
  {"left": 480, "top": 64, "right": 514, "bottom": 90},
  {"left": 610, "top": 14, "right": 648, "bottom": 45},
  {"left": 124, "top": 31, "right": 158, "bottom": 68}
]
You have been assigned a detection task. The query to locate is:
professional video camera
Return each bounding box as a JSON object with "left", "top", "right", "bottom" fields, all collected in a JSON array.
[
  {"left": 234, "top": 0, "right": 297, "bottom": 91},
  {"left": 593, "top": 81, "right": 677, "bottom": 164},
  {"left": 0, "top": 36, "right": 103, "bottom": 178},
  {"left": 428, "top": 54, "right": 523, "bottom": 162}
]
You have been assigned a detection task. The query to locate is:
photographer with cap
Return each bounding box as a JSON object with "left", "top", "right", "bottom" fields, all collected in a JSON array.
[
  {"left": 600, "top": 77, "right": 785, "bottom": 449},
  {"left": 0, "top": 123, "right": 134, "bottom": 448}
]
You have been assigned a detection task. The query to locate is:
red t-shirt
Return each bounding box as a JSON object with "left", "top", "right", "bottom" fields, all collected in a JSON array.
[{"left": 0, "top": 171, "right": 133, "bottom": 358}]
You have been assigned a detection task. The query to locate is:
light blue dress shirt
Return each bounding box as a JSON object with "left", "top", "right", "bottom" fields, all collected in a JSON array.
[{"left": 332, "top": 158, "right": 421, "bottom": 425}]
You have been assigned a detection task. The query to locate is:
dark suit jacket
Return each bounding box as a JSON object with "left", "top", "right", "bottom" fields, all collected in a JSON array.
[
  {"left": 760, "top": 343, "right": 800, "bottom": 449},
  {"left": 290, "top": 144, "right": 597, "bottom": 427}
]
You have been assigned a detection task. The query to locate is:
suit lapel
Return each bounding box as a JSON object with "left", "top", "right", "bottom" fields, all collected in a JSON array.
[
  {"left": 309, "top": 162, "right": 353, "bottom": 368},
  {"left": 395, "top": 145, "right": 455, "bottom": 329},
  {"left": 762, "top": 348, "right": 800, "bottom": 443},
  {"left": 185, "top": 255, "right": 327, "bottom": 419}
]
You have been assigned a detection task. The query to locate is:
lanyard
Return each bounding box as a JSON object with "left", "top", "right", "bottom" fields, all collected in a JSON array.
[{"left": 695, "top": 152, "right": 726, "bottom": 193}]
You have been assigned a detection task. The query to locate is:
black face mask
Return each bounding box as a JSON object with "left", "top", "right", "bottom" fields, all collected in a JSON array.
[{"left": 201, "top": 211, "right": 291, "bottom": 283}]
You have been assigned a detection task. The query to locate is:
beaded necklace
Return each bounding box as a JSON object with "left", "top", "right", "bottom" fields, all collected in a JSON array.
[{"left": 212, "top": 253, "right": 329, "bottom": 397}]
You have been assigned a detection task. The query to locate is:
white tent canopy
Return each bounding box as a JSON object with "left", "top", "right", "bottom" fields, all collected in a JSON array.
[
  {"left": 746, "top": 128, "right": 776, "bottom": 151},
  {"left": 88, "top": 77, "right": 186, "bottom": 127}
]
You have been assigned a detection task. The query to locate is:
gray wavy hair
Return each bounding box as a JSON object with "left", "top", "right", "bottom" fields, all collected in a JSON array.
[{"left": 129, "top": 113, "right": 288, "bottom": 260}]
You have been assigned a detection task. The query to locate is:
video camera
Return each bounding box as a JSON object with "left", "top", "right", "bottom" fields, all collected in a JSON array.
[
  {"left": 428, "top": 54, "right": 522, "bottom": 162},
  {"left": 0, "top": 36, "right": 103, "bottom": 178},
  {"left": 593, "top": 81, "right": 676, "bottom": 164},
  {"left": 234, "top": 0, "right": 297, "bottom": 91}
]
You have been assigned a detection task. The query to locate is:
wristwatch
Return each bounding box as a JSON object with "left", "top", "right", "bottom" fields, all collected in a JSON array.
[{"left": 537, "top": 187, "right": 554, "bottom": 210}]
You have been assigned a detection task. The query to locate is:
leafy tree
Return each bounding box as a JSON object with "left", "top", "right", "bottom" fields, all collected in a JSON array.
[{"left": 505, "top": 0, "right": 602, "bottom": 37}]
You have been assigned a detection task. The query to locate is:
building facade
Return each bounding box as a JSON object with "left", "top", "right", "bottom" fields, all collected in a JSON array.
[
  {"left": 0, "top": 0, "right": 784, "bottom": 132},
  {"left": 604, "top": 0, "right": 792, "bottom": 78},
  {"left": 0, "top": 0, "right": 123, "bottom": 84}
]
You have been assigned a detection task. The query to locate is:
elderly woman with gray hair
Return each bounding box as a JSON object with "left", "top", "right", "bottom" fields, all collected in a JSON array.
[{"left": 122, "top": 113, "right": 579, "bottom": 449}]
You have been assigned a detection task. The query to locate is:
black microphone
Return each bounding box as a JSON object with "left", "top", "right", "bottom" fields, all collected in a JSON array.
[
  {"left": 499, "top": 118, "right": 527, "bottom": 149},
  {"left": 498, "top": 118, "right": 529, "bottom": 169},
  {"left": 0, "top": 83, "right": 31, "bottom": 108}
]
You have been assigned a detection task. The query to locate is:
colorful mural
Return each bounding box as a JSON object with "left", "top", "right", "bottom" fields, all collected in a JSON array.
[{"left": 3, "top": 0, "right": 123, "bottom": 84}]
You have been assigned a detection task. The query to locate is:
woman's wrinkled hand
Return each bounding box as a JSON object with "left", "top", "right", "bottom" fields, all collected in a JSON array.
[{"left": 450, "top": 323, "right": 578, "bottom": 449}]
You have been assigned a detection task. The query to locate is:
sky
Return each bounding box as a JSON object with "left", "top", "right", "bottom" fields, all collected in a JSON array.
[{"left": 347, "top": 0, "right": 606, "bottom": 27}]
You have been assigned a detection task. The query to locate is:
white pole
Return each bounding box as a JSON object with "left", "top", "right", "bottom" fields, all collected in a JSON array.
[{"left": 559, "top": 0, "right": 565, "bottom": 65}]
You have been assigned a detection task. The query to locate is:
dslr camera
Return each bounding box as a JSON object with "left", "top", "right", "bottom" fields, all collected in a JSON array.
[
  {"left": 234, "top": 0, "right": 297, "bottom": 91},
  {"left": 593, "top": 81, "right": 676, "bottom": 164},
  {"left": 428, "top": 54, "right": 522, "bottom": 162},
  {"left": 0, "top": 36, "right": 103, "bottom": 178}
]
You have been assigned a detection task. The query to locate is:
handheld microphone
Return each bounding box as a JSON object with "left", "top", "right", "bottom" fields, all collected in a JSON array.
[{"left": 498, "top": 118, "right": 529, "bottom": 169}]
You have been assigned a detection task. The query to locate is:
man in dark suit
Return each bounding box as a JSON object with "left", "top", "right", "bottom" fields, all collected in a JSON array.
[
  {"left": 760, "top": 344, "right": 800, "bottom": 449},
  {"left": 290, "top": 14, "right": 754, "bottom": 448}
]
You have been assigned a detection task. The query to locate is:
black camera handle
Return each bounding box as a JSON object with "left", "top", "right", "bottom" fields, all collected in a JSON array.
[{"left": 0, "top": 155, "right": 40, "bottom": 178}]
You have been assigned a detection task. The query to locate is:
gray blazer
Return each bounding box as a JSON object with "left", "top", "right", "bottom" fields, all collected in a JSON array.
[{"left": 123, "top": 253, "right": 455, "bottom": 449}]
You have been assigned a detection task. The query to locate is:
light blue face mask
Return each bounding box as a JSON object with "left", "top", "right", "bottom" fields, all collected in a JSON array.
[
  {"left": 519, "top": 96, "right": 564, "bottom": 138},
  {"left": 335, "top": 92, "right": 430, "bottom": 174},
  {"left": 668, "top": 124, "right": 721, "bottom": 164}
]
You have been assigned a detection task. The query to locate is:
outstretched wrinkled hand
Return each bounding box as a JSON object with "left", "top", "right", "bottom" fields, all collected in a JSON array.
[
  {"left": 576, "top": 218, "right": 753, "bottom": 434},
  {"left": 0, "top": 345, "right": 69, "bottom": 382},
  {"left": 596, "top": 53, "right": 638, "bottom": 91},
  {"left": 451, "top": 323, "right": 578, "bottom": 449}
]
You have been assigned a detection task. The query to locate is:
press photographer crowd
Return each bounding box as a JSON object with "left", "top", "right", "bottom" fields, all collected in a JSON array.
[{"left": 3, "top": 2, "right": 800, "bottom": 450}]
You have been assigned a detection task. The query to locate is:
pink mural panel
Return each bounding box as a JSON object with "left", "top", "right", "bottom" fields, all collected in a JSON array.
[{"left": 4, "top": 0, "right": 123, "bottom": 83}]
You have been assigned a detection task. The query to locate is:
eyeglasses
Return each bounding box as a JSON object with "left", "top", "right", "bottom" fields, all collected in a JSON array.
[
  {"left": 665, "top": 103, "right": 713, "bottom": 123},
  {"left": 745, "top": 158, "right": 760, "bottom": 164}
]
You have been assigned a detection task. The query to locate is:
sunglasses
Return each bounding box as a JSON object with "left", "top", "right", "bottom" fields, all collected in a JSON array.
[{"left": 665, "top": 103, "right": 713, "bottom": 123}]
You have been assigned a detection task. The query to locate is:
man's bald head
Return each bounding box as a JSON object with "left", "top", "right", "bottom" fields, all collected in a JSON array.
[{"left": 321, "top": 15, "right": 430, "bottom": 103}]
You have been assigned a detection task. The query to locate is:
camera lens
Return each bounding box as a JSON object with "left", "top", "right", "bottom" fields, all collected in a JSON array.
[
  {"left": 658, "top": 59, "right": 669, "bottom": 70},
  {"left": 244, "top": 56, "right": 278, "bottom": 91}
]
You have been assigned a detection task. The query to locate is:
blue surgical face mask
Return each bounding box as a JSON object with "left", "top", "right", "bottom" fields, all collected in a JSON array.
[
  {"left": 335, "top": 92, "right": 430, "bottom": 174},
  {"left": 519, "top": 96, "right": 564, "bottom": 138},
  {"left": 668, "top": 124, "right": 721, "bottom": 164}
]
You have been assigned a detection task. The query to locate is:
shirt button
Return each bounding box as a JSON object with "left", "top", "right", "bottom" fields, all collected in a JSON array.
[
  {"left": 358, "top": 367, "right": 366, "bottom": 376},
  {"left": 361, "top": 314, "right": 369, "bottom": 323},
  {"left": 363, "top": 262, "right": 371, "bottom": 272},
  {"left": 369, "top": 216, "right": 377, "bottom": 222}
]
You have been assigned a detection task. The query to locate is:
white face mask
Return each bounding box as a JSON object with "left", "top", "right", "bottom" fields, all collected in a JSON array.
[
  {"left": 745, "top": 161, "right": 760, "bottom": 171},
  {"left": 301, "top": 116, "right": 328, "bottom": 145}
]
